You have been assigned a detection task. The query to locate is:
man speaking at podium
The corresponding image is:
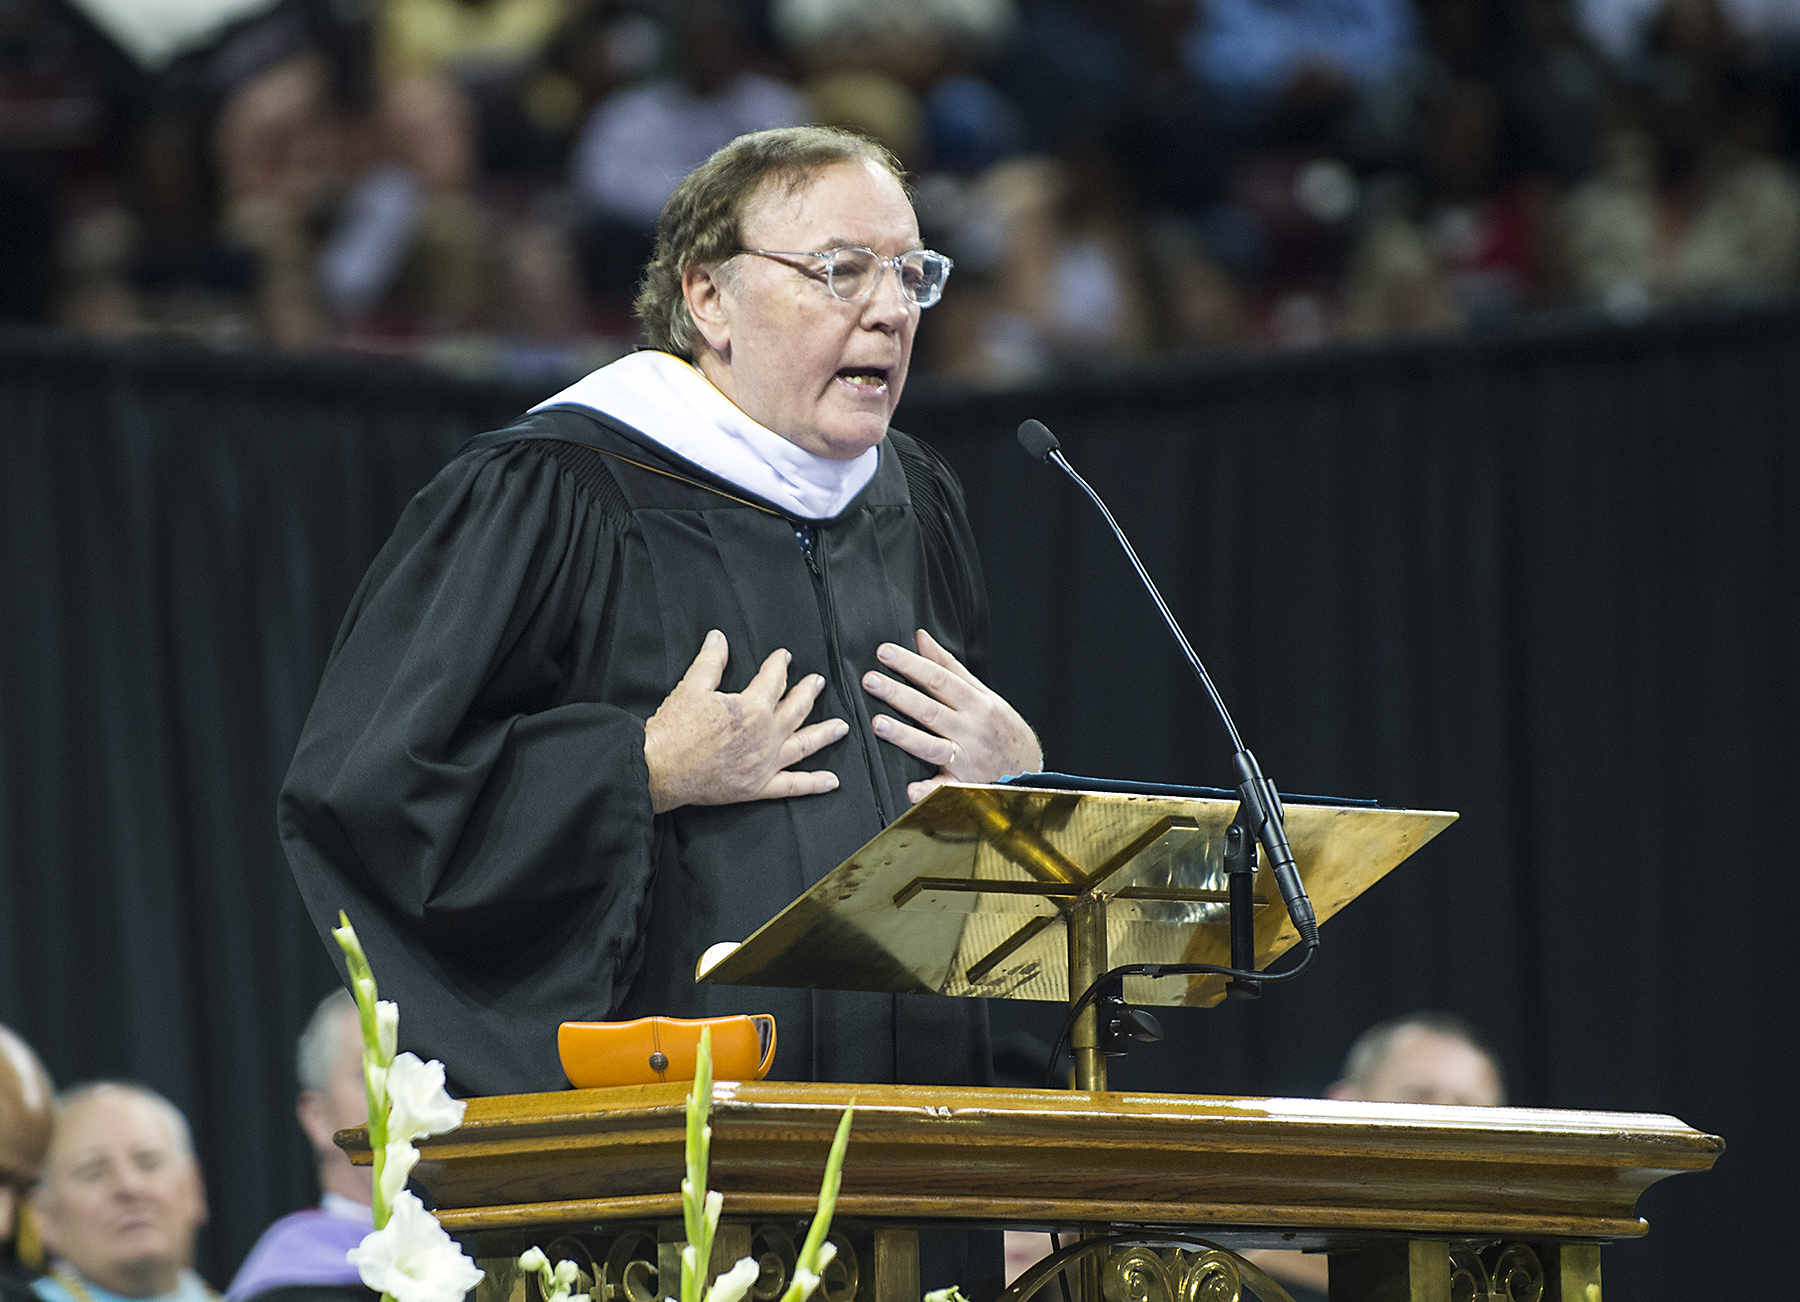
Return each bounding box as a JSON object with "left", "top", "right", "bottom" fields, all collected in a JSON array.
[{"left": 279, "top": 126, "right": 1042, "bottom": 1103}]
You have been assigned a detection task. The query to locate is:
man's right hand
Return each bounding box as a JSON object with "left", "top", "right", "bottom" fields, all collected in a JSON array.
[{"left": 643, "top": 630, "right": 848, "bottom": 814}]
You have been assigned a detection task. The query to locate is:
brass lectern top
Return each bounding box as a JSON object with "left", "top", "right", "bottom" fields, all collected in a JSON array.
[{"left": 698, "top": 782, "right": 1455, "bottom": 1009}]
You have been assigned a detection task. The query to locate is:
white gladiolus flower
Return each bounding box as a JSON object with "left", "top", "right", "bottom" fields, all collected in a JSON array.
[
  {"left": 789, "top": 1269, "right": 819, "bottom": 1302},
  {"left": 347, "top": 1190, "right": 485, "bottom": 1302},
  {"left": 375, "top": 1001, "right": 400, "bottom": 1061},
  {"left": 381, "top": 1140, "right": 419, "bottom": 1207},
  {"left": 386, "top": 1053, "right": 466, "bottom": 1142},
  {"left": 703, "top": 1189, "right": 722, "bottom": 1235},
  {"left": 703, "top": 1258, "right": 760, "bottom": 1302},
  {"left": 553, "top": 1261, "right": 579, "bottom": 1289},
  {"left": 518, "top": 1249, "right": 548, "bottom": 1274}
]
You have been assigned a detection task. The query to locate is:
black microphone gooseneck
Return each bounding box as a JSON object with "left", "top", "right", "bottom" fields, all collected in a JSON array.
[{"left": 1016, "top": 418, "right": 1319, "bottom": 951}]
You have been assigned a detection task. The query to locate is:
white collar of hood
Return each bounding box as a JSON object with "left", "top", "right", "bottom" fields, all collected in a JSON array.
[{"left": 530, "top": 350, "right": 880, "bottom": 520}]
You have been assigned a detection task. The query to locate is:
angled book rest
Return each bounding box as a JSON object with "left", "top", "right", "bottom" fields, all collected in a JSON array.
[{"left": 697, "top": 781, "right": 1454, "bottom": 1083}]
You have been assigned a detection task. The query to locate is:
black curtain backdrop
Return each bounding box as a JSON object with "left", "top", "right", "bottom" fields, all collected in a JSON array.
[{"left": 0, "top": 308, "right": 1792, "bottom": 1298}]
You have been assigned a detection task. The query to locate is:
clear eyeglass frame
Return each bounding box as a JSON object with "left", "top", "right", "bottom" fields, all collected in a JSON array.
[{"left": 734, "top": 246, "right": 955, "bottom": 308}]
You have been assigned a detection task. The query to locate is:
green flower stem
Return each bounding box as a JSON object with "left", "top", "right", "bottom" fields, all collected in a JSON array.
[
  {"left": 332, "top": 911, "right": 395, "bottom": 1232},
  {"left": 682, "top": 1028, "right": 716, "bottom": 1302},
  {"left": 779, "top": 1103, "right": 855, "bottom": 1302}
]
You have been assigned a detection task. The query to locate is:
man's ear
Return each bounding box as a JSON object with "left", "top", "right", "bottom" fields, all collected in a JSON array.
[
  {"left": 186, "top": 1159, "right": 209, "bottom": 1230},
  {"left": 682, "top": 262, "right": 733, "bottom": 357}
]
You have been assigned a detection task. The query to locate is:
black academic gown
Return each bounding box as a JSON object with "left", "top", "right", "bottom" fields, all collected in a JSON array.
[{"left": 279, "top": 401, "right": 995, "bottom": 1100}]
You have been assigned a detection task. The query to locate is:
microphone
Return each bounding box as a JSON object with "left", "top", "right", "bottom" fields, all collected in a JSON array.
[{"left": 1016, "top": 419, "right": 1319, "bottom": 951}]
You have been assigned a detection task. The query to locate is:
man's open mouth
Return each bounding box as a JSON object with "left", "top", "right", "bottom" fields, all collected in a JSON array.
[{"left": 836, "top": 366, "right": 889, "bottom": 392}]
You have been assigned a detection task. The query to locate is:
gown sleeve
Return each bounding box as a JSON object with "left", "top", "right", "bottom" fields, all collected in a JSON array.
[{"left": 278, "top": 440, "right": 655, "bottom": 964}]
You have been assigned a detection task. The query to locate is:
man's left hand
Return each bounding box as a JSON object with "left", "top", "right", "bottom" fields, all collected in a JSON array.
[{"left": 862, "top": 629, "right": 1043, "bottom": 804}]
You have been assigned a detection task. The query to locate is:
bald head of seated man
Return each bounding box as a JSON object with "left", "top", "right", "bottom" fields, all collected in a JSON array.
[
  {"left": 1327, "top": 1010, "right": 1506, "bottom": 1108},
  {"left": 29, "top": 1084, "right": 211, "bottom": 1302}
]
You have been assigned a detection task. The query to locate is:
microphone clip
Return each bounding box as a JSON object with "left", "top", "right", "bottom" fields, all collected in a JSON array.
[
  {"left": 1223, "top": 811, "right": 1262, "bottom": 1001},
  {"left": 1095, "top": 973, "right": 1165, "bottom": 1056}
]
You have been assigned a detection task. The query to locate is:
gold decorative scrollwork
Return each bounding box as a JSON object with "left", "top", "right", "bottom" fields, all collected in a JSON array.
[
  {"left": 748, "top": 1226, "right": 799, "bottom": 1301},
  {"left": 1102, "top": 1246, "right": 1177, "bottom": 1302},
  {"left": 995, "top": 1236, "right": 1290, "bottom": 1302},
  {"left": 1449, "top": 1245, "right": 1490, "bottom": 1302},
  {"left": 601, "top": 1230, "right": 659, "bottom": 1302},
  {"left": 817, "top": 1230, "right": 859, "bottom": 1302},
  {"left": 1486, "top": 1245, "right": 1544, "bottom": 1302},
  {"left": 1178, "top": 1251, "right": 1241, "bottom": 1302}
]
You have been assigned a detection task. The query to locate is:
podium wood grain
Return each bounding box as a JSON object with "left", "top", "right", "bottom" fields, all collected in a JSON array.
[{"left": 338, "top": 1081, "right": 1721, "bottom": 1246}]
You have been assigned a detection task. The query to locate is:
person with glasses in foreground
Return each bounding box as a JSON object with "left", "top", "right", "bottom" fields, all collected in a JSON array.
[{"left": 281, "top": 126, "right": 1040, "bottom": 1112}]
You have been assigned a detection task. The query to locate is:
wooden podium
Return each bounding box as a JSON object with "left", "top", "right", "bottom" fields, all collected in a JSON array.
[
  {"left": 362, "top": 1080, "right": 1722, "bottom": 1302},
  {"left": 349, "top": 784, "right": 1722, "bottom": 1302}
]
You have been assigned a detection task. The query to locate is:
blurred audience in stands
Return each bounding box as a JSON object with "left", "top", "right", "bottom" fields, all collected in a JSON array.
[
  {"left": 11, "top": 0, "right": 1800, "bottom": 379},
  {"left": 571, "top": 2, "right": 802, "bottom": 303},
  {"left": 215, "top": 0, "right": 484, "bottom": 349},
  {"left": 1562, "top": 0, "right": 1800, "bottom": 310}
]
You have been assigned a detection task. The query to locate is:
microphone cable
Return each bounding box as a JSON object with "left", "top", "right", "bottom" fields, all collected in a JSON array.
[{"left": 1040, "top": 948, "right": 1318, "bottom": 1090}]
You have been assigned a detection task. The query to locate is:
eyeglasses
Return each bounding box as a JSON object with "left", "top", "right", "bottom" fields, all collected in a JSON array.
[{"left": 734, "top": 246, "right": 955, "bottom": 308}]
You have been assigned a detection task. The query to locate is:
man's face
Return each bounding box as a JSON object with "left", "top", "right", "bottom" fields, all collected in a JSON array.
[
  {"left": 298, "top": 1008, "right": 374, "bottom": 1204},
  {"left": 312, "top": 1010, "right": 370, "bottom": 1136},
  {"left": 34, "top": 1088, "right": 206, "bottom": 1297},
  {"left": 690, "top": 159, "right": 922, "bottom": 461},
  {"left": 1353, "top": 1029, "right": 1504, "bottom": 1107}
]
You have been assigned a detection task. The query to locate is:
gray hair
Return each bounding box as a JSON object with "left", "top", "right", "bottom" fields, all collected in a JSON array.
[
  {"left": 633, "top": 125, "right": 907, "bottom": 358},
  {"left": 1339, "top": 1011, "right": 1507, "bottom": 1104},
  {"left": 49, "top": 1082, "right": 194, "bottom": 1165},
  {"left": 296, "top": 988, "right": 359, "bottom": 1094}
]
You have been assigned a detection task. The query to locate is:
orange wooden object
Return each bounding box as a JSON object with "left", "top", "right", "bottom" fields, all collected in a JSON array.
[{"left": 557, "top": 1014, "right": 776, "bottom": 1088}]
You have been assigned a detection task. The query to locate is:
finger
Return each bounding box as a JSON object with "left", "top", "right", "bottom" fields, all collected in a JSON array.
[
  {"left": 870, "top": 712, "right": 959, "bottom": 768},
  {"left": 773, "top": 672, "right": 828, "bottom": 732},
  {"left": 758, "top": 768, "right": 841, "bottom": 800},
  {"left": 875, "top": 641, "right": 977, "bottom": 708},
  {"left": 907, "top": 775, "right": 951, "bottom": 804},
  {"left": 779, "top": 718, "right": 849, "bottom": 765},
  {"left": 743, "top": 646, "right": 792, "bottom": 707},
  {"left": 679, "top": 629, "right": 729, "bottom": 694},
  {"left": 915, "top": 628, "right": 984, "bottom": 688},
  {"left": 863, "top": 668, "right": 953, "bottom": 732}
]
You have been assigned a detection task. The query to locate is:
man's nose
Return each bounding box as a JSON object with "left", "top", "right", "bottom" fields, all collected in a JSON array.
[
  {"left": 860, "top": 261, "right": 913, "bottom": 327},
  {"left": 110, "top": 1162, "right": 152, "bottom": 1199}
]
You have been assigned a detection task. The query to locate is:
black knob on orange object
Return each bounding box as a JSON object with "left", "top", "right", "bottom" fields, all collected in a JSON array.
[{"left": 649, "top": 1052, "right": 669, "bottom": 1072}]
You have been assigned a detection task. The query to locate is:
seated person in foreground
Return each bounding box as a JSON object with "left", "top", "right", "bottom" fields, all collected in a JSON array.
[
  {"left": 279, "top": 125, "right": 1042, "bottom": 1100},
  {"left": 227, "top": 993, "right": 374, "bottom": 1302},
  {"left": 1246, "top": 1011, "right": 1507, "bottom": 1301},
  {"left": 1, "top": 1024, "right": 55, "bottom": 1302},
  {"left": 30, "top": 1084, "right": 211, "bottom": 1302}
]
